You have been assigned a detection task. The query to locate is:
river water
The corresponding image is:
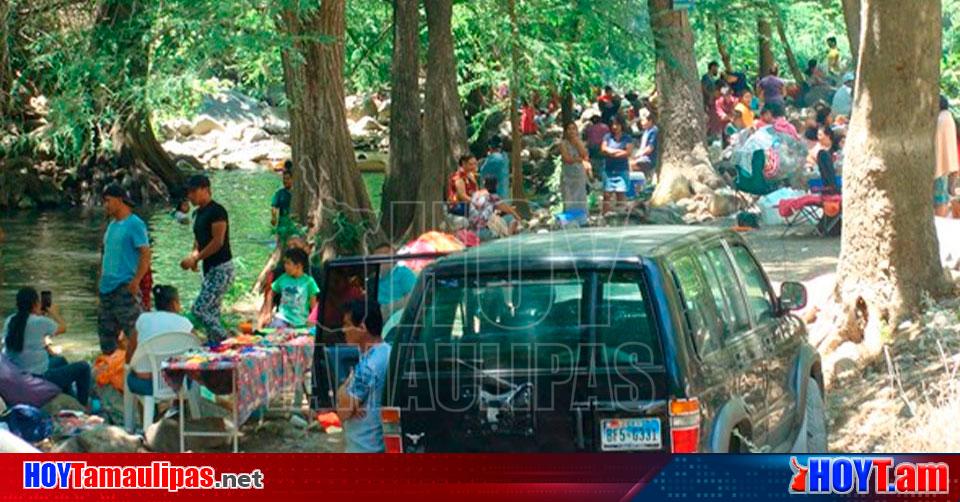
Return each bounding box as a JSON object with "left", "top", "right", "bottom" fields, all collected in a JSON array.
[{"left": 0, "top": 170, "right": 384, "bottom": 361}]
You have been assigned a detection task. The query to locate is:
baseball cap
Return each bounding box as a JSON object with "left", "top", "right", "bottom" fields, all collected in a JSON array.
[
  {"left": 185, "top": 174, "right": 211, "bottom": 192},
  {"left": 101, "top": 184, "right": 135, "bottom": 207}
]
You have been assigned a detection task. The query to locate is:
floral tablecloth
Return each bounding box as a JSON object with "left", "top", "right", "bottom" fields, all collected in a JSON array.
[{"left": 162, "top": 332, "right": 314, "bottom": 425}]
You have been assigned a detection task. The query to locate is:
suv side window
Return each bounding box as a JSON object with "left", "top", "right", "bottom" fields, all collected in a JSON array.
[
  {"left": 666, "top": 253, "right": 722, "bottom": 355},
  {"left": 729, "top": 245, "right": 777, "bottom": 324},
  {"left": 704, "top": 245, "right": 751, "bottom": 332},
  {"left": 596, "top": 271, "right": 662, "bottom": 367}
]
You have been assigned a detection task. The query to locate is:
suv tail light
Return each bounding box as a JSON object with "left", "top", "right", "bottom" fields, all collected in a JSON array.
[
  {"left": 669, "top": 398, "right": 701, "bottom": 453},
  {"left": 381, "top": 407, "right": 403, "bottom": 453}
]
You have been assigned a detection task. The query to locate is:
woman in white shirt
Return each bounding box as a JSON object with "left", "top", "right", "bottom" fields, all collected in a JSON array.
[
  {"left": 3, "top": 288, "right": 91, "bottom": 406},
  {"left": 126, "top": 285, "right": 195, "bottom": 395}
]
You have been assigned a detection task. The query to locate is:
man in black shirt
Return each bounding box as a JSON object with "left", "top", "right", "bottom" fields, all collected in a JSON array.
[{"left": 180, "top": 174, "right": 235, "bottom": 343}]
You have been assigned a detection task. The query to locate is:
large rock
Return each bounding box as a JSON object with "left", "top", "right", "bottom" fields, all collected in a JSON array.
[
  {"left": 52, "top": 426, "right": 145, "bottom": 453},
  {"left": 41, "top": 393, "right": 84, "bottom": 415},
  {"left": 191, "top": 115, "right": 226, "bottom": 136},
  {"left": 349, "top": 116, "right": 386, "bottom": 137},
  {"left": 145, "top": 417, "right": 231, "bottom": 452},
  {"left": 708, "top": 189, "right": 740, "bottom": 217},
  {"left": 162, "top": 138, "right": 218, "bottom": 160},
  {"left": 200, "top": 90, "right": 266, "bottom": 128},
  {"left": 219, "top": 139, "right": 291, "bottom": 168},
  {"left": 650, "top": 173, "right": 691, "bottom": 207}
]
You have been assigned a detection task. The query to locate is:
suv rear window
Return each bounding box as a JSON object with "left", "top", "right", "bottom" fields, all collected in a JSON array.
[{"left": 411, "top": 270, "right": 661, "bottom": 371}]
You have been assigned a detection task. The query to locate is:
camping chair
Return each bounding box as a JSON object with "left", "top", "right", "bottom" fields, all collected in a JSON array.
[
  {"left": 778, "top": 193, "right": 842, "bottom": 237},
  {"left": 735, "top": 150, "right": 783, "bottom": 208},
  {"left": 123, "top": 332, "right": 202, "bottom": 433}
]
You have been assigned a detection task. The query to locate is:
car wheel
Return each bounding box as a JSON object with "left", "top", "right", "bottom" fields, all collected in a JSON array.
[{"left": 801, "top": 377, "right": 828, "bottom": 453}]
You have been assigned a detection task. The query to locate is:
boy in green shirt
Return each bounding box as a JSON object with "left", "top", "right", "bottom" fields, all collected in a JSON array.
[{"left": 264, "top": 247, "right": 319, "bottom": 329}]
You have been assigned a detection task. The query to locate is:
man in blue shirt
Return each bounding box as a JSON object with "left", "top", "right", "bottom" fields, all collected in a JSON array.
[
  {"left": 479, "top": 136, "right": 510, "bottom": 200},
  {"left": 336, "top": 297, "right": 391, "bottom": 453},
  {"left": 635, "top": 109, "right": 660, "bottom": 180},
  {"left": 98, "top": 184, "right": 151, "bottom": 355}
]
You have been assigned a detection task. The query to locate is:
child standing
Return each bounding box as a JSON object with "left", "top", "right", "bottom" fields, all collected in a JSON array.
[{"left": 264, "top": 247, "right": 319, "bottom": 329}]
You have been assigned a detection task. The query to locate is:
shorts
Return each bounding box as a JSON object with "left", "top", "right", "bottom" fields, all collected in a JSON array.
[
  {"left": 603, "top": 169, "right": 629, "bottom": 193},
  {"left": 935, "top": 176, "right": 950, "bottom": 206},
  {"left": 97, "top": 285, "right": 143, "bottom": 354}
]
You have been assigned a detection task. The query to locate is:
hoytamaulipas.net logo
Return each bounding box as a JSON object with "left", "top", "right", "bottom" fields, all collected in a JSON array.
[
  {"left": 789, "top": 456, "right": 948, "bottom": 495},
  {"left": 23, "top": 461, "right": 264, "bottom": 491}
]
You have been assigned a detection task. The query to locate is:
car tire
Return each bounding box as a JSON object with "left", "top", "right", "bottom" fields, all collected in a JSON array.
[{"left": 800, "top": 377, "right": 828, "bottom": 453}]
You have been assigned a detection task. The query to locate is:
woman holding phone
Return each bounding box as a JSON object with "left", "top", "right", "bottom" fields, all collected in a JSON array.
[{"left": 3, "top": 287, "right": 91, "bottom": 406}]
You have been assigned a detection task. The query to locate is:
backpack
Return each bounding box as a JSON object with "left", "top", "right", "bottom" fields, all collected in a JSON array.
[{"left": 1, "top": 404, "right": 53, "bottom": 442}]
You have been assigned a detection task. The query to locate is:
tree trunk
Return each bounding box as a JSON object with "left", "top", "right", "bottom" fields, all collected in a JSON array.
[
  {"left": 0, "top": 1, "right": 12, "bottom": 118},
  {"left": 774, "top": 15, "right": 805, "bottom": 84},
  {"left": 411, "top": 0, "right": 468, "bottom": 236},
  {"left": 647, "top": 0, "right": 725, "bottom": 206},
  {"left": 830, "top": 0, "right": 947, "bottom": 355},
  {"left": 507, "top": 0, "right": 525, "bottom": 210},
  {"left": 379, "top": 0, "right": 422, "bottom": 241},
  {"left": 841, "top": 0, "right": 861, "bottom": 64},
  {"left": 757, "top": 16, "right": 775, "bottom": 78},
  {"left": 96, "top": 0, "right": 185, "bottom": 196},
  {"left": 280, "top": 1, "right": 377, "bottom": 255},
  {"left": 713, "top": 20, "right": 733, "bottom": 74}
]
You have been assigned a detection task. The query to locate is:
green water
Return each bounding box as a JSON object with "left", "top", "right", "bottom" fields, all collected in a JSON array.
[{"left": 0, "top": 170, "right": 384, "bottom": 361}]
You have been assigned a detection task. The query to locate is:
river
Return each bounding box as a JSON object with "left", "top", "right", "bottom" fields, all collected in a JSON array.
[{"left": 0, "top": 169, "right": 384, "bottom": 361}]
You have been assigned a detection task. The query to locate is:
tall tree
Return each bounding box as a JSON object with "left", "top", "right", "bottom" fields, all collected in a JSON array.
[
  {"left": 647, "top": 0, "right": 725, "bottom": 206},
  {"left": 757, "top": 16, "right": 775, "bottom": 78},
  {"left": 379, "top": 0, "right": 422, "bottom": 240},
  {"left": 773, "top": 14, "right": 805, "bottom": 83},
  {"left": 280, "top": 0, "right": 377, "bottom": 254},
  {"left": 507, "top": 0, "right": 524, "bottom": 209},
  {"left": 96, "top": 0, "right": 185, "bottom": 195},
  {"left": 831, "top": 0, "right": 947, "bottom": 354},
  {"left": 713, "top": 20, "right": 733, "bottom": 74},
  {"left": 841, "top": 0, "right": 861, "bottom": 63},
  {"left": 411, "top": 0, "right": 468, "bottom": 235}
]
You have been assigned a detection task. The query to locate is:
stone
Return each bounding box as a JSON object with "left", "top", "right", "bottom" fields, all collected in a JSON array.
[
  {"left": 199, "top": 90, "right": 266, "bottom": 128},
  {"left": 241, "top": 127, "right": 270, "bottom": 143},
  {"left": 162, "top": 138, "right": 218, "bottom": 160},
  {"left": 650, "top": 174, "right": 691, "bottom": 207},
  {"left": 708, "top": 190, "right": 740, "bottom": 217},
  {"left": 145, "top": 417, "right": 231, "bottom": 453},
  {"left": 191, "top": 115, "right": 226, "bottom": 136},
  {"left": 219, "top": 140, "right": 291, "bottom": 167},
  {"left": 52, "top": 426, "right": 145, "bottom": 453},
  {"left": 41, "top": 393, "right": 84, "bottom": 416}
]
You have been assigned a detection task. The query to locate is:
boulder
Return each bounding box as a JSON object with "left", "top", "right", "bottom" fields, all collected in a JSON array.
[
  {"left": 199, "top": 90, "right": 266, "bottom": 128},
  {"left": 145, "top": 417, "right": 231, "bottom": 452},
  {"left": 241, "top": 127, "right": 270, "bottom": 143},
  {"left": 650, "top": 174, "right": 691, "bottom": 207},
  {"left": 345, "top": 95, "right": 366, "bottom": 121},
  {"left": 41, "top": 393, "right": 83, "bottom": 416},
  {"left": 219, "top": 139, "right": 291, "bottom": 167},
  {"left": 707, "top": 189, "right": 740, "bottom": 217},
  {"left": 162, "top": 138, "right": 218, "bottom": 161},
  {"left": 52, "top": 426, "right": 145, "bottom": 453},
  {"left": 191, "top": 115, "right": 226, "bottom": 136}
]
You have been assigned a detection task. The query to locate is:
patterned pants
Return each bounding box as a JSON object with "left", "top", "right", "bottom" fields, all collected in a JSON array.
[{"left": 192, "top": 261, "right": 236, "bottom": 343}]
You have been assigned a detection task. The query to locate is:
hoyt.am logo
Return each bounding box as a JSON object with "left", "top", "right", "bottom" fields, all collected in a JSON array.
[{"left": 789, "top": 457, "right": 949, "bottom": 495}]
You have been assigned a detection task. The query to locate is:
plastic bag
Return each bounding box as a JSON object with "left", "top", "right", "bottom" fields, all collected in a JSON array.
[{"left": 93, "top": 349, "right": 127, "bottom": 392}]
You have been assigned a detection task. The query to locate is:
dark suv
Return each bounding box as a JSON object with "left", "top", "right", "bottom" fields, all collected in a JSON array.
[{"left": 382, "top": 226, "right": 827, "bottom": 453}]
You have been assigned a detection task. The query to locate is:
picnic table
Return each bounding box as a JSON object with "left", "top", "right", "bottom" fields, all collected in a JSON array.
[{"left": 162, "top": 330, "right": 314, "bottom": 452}]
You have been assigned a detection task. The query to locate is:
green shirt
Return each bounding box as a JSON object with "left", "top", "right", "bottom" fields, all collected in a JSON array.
[
  {"left": 272, "top": 188, "right": 292, "bottom": 218},
  {"left": 271, "top": 273, "right": 319, "bottom": 328}
]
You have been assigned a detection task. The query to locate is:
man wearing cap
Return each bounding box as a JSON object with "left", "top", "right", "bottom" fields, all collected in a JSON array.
[
  {"left": 98, "top": 184, "right": 151, "bottom": 355},
  {"left": 831, "top": 72, "right": 855, "bottom": 118},
  {"left": 180, "top": 174, "right": 235, "bottom": 343}
]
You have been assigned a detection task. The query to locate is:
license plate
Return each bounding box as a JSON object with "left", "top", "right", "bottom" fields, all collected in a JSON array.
[{"left": 601, "top": 418, "right": 662, "bottom": 451}]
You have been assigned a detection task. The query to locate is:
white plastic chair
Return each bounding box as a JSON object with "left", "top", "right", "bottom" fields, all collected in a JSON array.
[{"left": 123, "top": 332, "right": 202, "bottom": 433}]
